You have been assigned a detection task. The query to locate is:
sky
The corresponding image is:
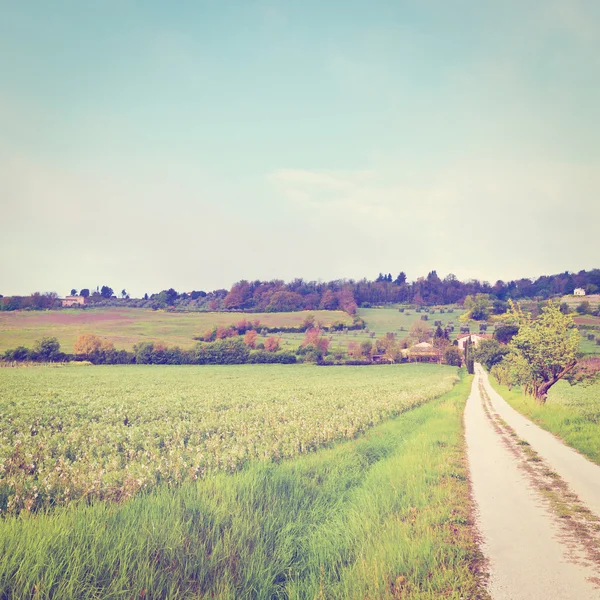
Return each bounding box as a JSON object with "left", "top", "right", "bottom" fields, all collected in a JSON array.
[{"left": 1, "top": 0, "right": 599, "bottom": 298}]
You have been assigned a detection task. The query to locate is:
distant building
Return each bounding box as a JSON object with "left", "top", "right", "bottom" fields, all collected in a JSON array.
[
  {"left": 574, "top": 288, "right": 586, "bottom": 296},
  {"left": 61, "top": 296, "right": 88, "bottom": 307},
  {"left": 456, "top": 333, "right": 493, "bottom": 351},
  {"left": 408, "top": 341, "right": 441, "bottom": 363}
]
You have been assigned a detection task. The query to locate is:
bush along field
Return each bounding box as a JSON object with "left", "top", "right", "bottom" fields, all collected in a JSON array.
[{"left": 0, "top": 368, "right": 486, "bottom": 599}]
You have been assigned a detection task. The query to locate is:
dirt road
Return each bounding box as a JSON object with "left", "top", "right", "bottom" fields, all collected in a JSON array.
[{"left": 465, "top": 365, "right": 600, "bottom": 599}]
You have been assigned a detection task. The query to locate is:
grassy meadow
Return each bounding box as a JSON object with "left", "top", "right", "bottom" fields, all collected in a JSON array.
[
  {"left": 0, "top": 308, "right": 352, "bottom": 353},
  {"left": 277, "top": 305, "right": 469, "bottom": 353},
  {"left": 489, "top": 378, "right": 600, "bottom": 464},
  {"left": 0, "top": 367, "right": 485, "bottom": 599}
]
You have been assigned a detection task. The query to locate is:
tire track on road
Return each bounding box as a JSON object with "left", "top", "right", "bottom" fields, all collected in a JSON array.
[{"left": 465, "top": 366, "right": 600, "bottom": 599}]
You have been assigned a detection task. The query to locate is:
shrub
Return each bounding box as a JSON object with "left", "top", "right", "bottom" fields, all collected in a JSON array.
[
  {"left": 576, "top": 301, "right": 591, "bottom": 315},
  {"left": 444, "top": 346, "right": 462, "bottom": 367},
  {"left": 420, "top": 315, "right": 428, "bottom": 321},
  {"left": 32, "top": 337, "right": 62, "bottom": 362},
  {"left": 195, "top": 338, "right": 250, "bottom": 364},
  {"left": 3, "top": 346, "right": 31, "bottom": 361},
  {"left": 264, "top": 336, "right": 281, "bottom": 352},
  {"left": 247, "top": 351, "right": 297, "bottom": 364},
  {"left": 244, "top": 330, "right": 258, "bottom": 348}
]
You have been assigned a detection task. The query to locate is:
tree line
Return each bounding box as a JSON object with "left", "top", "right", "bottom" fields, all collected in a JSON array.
[{"left": 1, "top": 268, "right": 599, "bottom": 313}]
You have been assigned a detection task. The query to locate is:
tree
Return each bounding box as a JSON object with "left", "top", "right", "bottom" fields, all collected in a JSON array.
[
  {"left": 408, "top": 320, "right": 432, "bottom": 344},
  {"left": 444, "top": 346, "right": 462, "bottom": 367},
  {"left": 264, "top": 336, "right": 281, "bottom": 352},
  {"left": 474, "top": 339, "right": 509, "bottom": 370},
  {"left": 394, "top": 271, "right": 407, "bottom": 285},
  {"left": 33, "top": 337, "right": 61, "bottom": 361},
  {"left": 576, "top": 301, "right": 591, "bottom": 315},
  {"left": 494, "top": 325, "right": 519, "bottom": 344},
  {"left": 463, "top": 294, "right": 490, "bottom": 321},
  {"left": 80, "top": 288, "right": 90, "bottom": 298},
  {"left": 244, "top": 330, "right": 258, "bottom": 348},
  {"left": 502, "top": 301, "right": 580, "bottom": 402},
  {"left": 100, "top": 286, "right": 114, "bottom": 299},
  {"left": 70, "top": 289, "right": 78, "bottom": 296},
  {"left": 464, "top": 338, "right": 475, "bottom": 374},
  {"left": 121, "top": 289, "right": 127, "bottom": 299},
  {"left": 302, "top": 328, "right": 329, "bottom": 353}
]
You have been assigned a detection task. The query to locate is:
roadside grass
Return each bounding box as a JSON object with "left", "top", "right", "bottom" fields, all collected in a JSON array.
[
  {"left": 0, "top": 373, "right": 485, "bottom": 599},
  {"left": 0, "top": 308, "right": 352, "bottom": 353},
  {"left": 488, "top": 378, "right": 600, "bottom": 465}
]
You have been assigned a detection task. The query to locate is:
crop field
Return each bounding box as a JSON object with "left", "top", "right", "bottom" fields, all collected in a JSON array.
[
  {"left": 0, "top": 363, "right": 458, "bottom": 515},
  {"left": 0, "top": 308, "right": 352, "bottom": 353},
  {"left": 489, "top": 378, "right": 600, "bottom": 464},
  {"left": 0, "top": 368, "right": 483, "bottom": 599}
]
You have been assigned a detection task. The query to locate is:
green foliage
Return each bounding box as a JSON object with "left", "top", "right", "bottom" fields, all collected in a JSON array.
[
  {"left": 247, "top": 351, "right": 297, "bottom": 364},
  {"left": 444, "top": 346, "right": 462, "bottom": 367},
  {"left": 3, "top": 346, "right": 30, "bottom": 361},
  {"left": 473, "top": 339, "right": 509, "bottom": 370},
  {"left": 32, "top": 337, "right": 61, "bottom": 361},
  {"left": 195, "top": 338, "right": 250, "bottom": 365},
  {"left": 100, "top": 285, "right": 113, "bottom": 299},
  {"left": 494, "top": 324, "right": 519, "bottom": 344},
  {"left": 496, "top": 301, "right": 580, "bottom": 400},
  {"left": 462, "top": 294, "right": 490, "bottom": 321},
  {"left": 576, "top": 301, "right": 592, "bottom": 315},
  {"left": 464, "top": 339, "right": 474, "bottom": 374}
]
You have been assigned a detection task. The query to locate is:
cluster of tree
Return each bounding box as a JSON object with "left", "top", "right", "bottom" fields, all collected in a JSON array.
[
  {"left": 0, "top": 292, "right": 60, "bottom": 311},
  {"left": 82, "top": 267, "right": 600, "bottom": 311},
  {"left": 1, "top": 336, "right": 297, "bottom": 366},
  {"left": 3, "top": 268, "right": 599, "bottom": 313},
  {"left": 196, "top": 314, "right": 365, "bottom": 344},
  {"left": 475, "top": 301, "right": 599, "bottom": 402}
]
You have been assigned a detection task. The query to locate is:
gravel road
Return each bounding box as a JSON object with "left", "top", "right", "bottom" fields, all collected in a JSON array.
[{"left": 465, "top": 365, "right": 600, "bottom": 599}]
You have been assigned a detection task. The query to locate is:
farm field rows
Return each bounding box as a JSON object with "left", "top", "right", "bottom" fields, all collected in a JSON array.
[
  {"left": 0, "top": 363, "right": 458, "bottom": 514},
  {"left": 0, "top": 308, "right": 352, "bottom": 353},
  {"left": 0, "top": 368, "right": 483, "bottom": 599}
]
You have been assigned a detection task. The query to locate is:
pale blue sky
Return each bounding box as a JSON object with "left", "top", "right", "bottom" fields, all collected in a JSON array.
[{"left": 1, "top": 1, "right": 599, "bottom": 297}]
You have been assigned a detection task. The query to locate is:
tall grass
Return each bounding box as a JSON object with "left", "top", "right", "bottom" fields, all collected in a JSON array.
[
  {"left": 488, "top": 378, "right": 600, "bottom": 464},
  {"left": 0, "top": 373, "right": 484, "bottom": 599}
]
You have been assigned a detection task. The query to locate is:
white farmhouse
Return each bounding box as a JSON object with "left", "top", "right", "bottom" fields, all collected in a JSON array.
[{"left": 574, "top": 288, "right": 586, "bottom": 296}]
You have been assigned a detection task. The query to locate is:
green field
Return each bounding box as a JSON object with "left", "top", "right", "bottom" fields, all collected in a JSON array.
[
  {"left": 489, "top": 378, "right": 600, "bottom": 464},
  {"left": 0, "top": 308, "right": 352, "bottom": 353},
  {"left": 0, "top": 363, "right": 458, "bottom": 514},
  {"left": 276, "top": 305, "right": 470, "bottom": 353},
  {"left": 0, "top": 366, "right": 485, "bottom": 599}
]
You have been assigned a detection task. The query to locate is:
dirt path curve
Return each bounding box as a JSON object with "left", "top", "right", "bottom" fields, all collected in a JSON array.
[{"left": 465, "top": 365, "right": 600, "bottom": 599}]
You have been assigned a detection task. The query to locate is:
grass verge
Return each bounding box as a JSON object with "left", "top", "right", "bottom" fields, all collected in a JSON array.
[
  {"left": 488, "top": 378, "right": 600, "bottom": 465},
  {"left": 0, "top": 372, "right": 485, "bottom": 599}
]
